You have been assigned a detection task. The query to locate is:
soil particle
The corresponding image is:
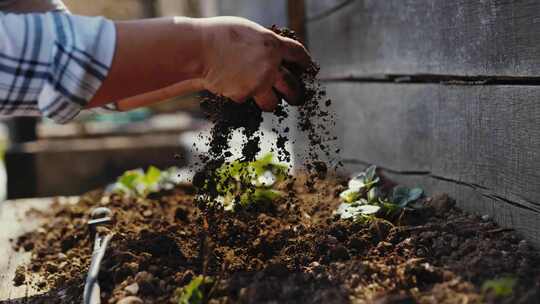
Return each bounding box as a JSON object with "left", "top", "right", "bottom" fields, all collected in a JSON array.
[
  {"left": 13, "top": 265, "right": 26, "bottom": 286},
  {"left": 116, "top": 296, "right": 144, "bottom": 304}
]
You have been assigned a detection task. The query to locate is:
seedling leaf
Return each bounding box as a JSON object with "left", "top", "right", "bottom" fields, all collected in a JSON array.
[
  {"left": 482, "top": 277, "right": 516, "bottom": 298},
  {"left": 367, "top": 187, "right": 380, "bottom": 203},
  {"left": 118, "top": 171, "right": 141, "bottom": 191},
  {"left": 202, "top": 153, "right": 289, "bottom": 211},
  {"left": 408, "top": 187, "right": 423, "bottom": 202},
  {"left": 340, "top": 189, "right": 360, "bottom": 203},
  {"left": 392, "top": 186, "right": 424, "bottom": 207},
  {"left": 145, "top": 166, "right": 162, "bottom": 186},
  {"left": 364, "top": 165, "right": 377, "bottom": 182},
  {"left": 177, "top": 275, "right": 213, "bottom": 304},
  {"left": 358, "top": 204, "right": 380, "bottom": 215}
]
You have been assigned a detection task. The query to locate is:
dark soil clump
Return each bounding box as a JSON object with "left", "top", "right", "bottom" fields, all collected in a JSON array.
[{"left": 11, "top": 176, "right": 540, "bottom": 304}]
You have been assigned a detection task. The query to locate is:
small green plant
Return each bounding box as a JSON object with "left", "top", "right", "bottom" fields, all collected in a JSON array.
[
  {"left": 482, "top": 277, "right": 516, "bottom": 298},
  {"left": 113, "top": 166, "right": 180, "bottom": 197},
  {"left": 391, "top": 185, "right": 424, "bottom": 208},
  {"left": 200, "top": 153, "right": 289, "bottom": 211},
  {"left": 335, "top": 165, "right": 423, "bottom": 222},
  {"left": 176, "top": 276, "right": 213, "bottom": 304}
]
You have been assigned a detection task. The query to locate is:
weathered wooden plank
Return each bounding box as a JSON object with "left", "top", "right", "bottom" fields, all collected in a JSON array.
[
  {"left": 327, "top": 82, "right": 540, "bottom": 245},
  {"left": 0, "top": 198, "right": 61, "bottom": 301},
  {"left": 6, "top": 134, "right": 186, "bottom": 199},
  {"left": 306, "top": 0, "right": 540, "bottom": 78}
]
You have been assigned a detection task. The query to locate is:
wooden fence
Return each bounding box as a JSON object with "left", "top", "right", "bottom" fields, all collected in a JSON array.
[{"left": 303, "top": 0, "right": 540, "bottom": 247}]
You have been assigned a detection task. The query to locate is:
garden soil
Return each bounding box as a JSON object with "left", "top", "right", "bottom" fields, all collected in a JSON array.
[{"left": 10, "top": 175, "right": 540, "bottom": 304}]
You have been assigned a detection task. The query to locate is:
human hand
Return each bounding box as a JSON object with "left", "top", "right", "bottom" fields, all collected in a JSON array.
[{"left": 196, "top": 16, "right": 313, "bottom": 111}]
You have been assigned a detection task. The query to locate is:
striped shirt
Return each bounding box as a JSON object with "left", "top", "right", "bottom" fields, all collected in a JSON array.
[{"left": 0, "top": 12, "right": 115, "bottom": 123}]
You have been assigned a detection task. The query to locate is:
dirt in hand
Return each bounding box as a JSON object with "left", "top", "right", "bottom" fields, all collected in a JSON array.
[{"left": 11, "top": 176, "right": 540, "bottom": 304}]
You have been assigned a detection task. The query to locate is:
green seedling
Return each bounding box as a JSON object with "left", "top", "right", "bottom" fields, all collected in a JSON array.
[
  {"left": 201, "top": 153, "right": 289, "bottom": 211},
  {"left": 113, "top": 166, "right": 179, "bottom": 197},
  {"left": 347, "top": 165, "right": 379, "bottom": 192},
  {"left": 335, "top": 165, "right": 423, "bottom": 222},
  {"left": 482, "top": 277, "right": 516, "bottom": 298},
  {"left": 176, "top": 276, "right": 213, "bottom": 304},
  {"left": 392, "top": 185, "right": 423, "bottom": 208}
]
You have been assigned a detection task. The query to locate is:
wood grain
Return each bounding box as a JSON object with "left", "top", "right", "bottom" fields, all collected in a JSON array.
[
  {"left": 0, "top": 198, "right": 60, "bottom": 301},
  {"left": 306, "top": 0, "right": 540, "bottom": 78},
  {"left": 326, "top": 82, "right": 540, "bottom": 246}
]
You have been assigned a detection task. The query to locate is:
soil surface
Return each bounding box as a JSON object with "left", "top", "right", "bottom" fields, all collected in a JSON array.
[{"left": 11, "top": 174, "right": 540, "bottom": 304}]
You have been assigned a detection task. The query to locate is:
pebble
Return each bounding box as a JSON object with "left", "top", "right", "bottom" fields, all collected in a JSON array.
[
  {"left": 518, "top": 240, "right": 529, "bottom": 253},
  {"left": 430, "top": 193, "right": 454, "bottom": 215},
  {"left": 124, "top": 282, "right": 139, "bottom": 295},
  {"left": 100, "top": 196, "right": 110, "bottom": 205},
  {"left": 330, "top": 245, "right": 350, "bottom": 261},
  {"left": 135, "top": 271, "right": 154, "bottom": 284},
  {"left": 116, "top": 296, "right": 143, "bottom": 304}
]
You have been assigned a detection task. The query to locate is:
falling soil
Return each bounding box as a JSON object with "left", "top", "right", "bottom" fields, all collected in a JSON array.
[
  {"left": 11, "top": 175, "right": 540, "bottom": 304},
  {"left": 196, "top": 26, "right": 339, "bottom": 200}
]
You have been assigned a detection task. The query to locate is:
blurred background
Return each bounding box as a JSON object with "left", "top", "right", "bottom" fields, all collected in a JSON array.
[{"left": 1, "top": 0, "right": 307, "bottom": 199}]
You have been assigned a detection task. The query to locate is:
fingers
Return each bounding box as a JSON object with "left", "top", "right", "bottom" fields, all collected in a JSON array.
[
  {"left": 274, "top": 67, "right": 305, "bottom": 106},
  {"left": 254, "top": 89, "right": 279, "bottom": 112},
  {"left": 278, "top": 36, "right": 312, "bottom": 70}
]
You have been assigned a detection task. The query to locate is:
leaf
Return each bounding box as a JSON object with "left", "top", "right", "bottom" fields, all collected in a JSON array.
[
  {"left": 340, "top": 189, "right": 360, "bottom": 203},
  {"left": 482, "top": 277, "right": 516, "bottom": 298},
  {"left": 364, "top": 165, "right": 377, "bottom": 183},
  {"left": 408, "top": 187, "right": 423, "bottom": 202},
  {"left": 251, "top": 153, "right": 274, "bottom": 176},
  {"left": 367, "top": 187, "right": 380, "bottom": 203},
  {"left": 253, "top": 189, "right": 282, "bottom": 202},
  {"left": 352, "top": 198, "right": 369, "bottom": 206},
  {"left": 348, "top": 166, "right": 379, "bottom": 192},
  {"left": 380, "top": 200, "right": 402, "bottom": 216},
  {"left": 145, "top": 166, "right": 162, "bottom": 186},
  {"left": 118, "top": 170, "right": 143, "bottom": 191},
  {"left": 271, "top": 163, "right": 289, "bottom": 181},
  {"left": 391, "top": 185, "right": 409, "bottom": 204},
  {"left": 178, "top": 275, "right": 213, "bottom": 304},
  {"left": 392, "top": 186, "right": 424, "bottom": 207},
  {"left": 335, "top": 202, "right": 362, "bottom": 219},
  {"left": 358, "top": 204, "right": 380, "bottom": 215},
  {"left": 254, "top": 170, "right": 277, "bottom": 187},
  {"left": 335, "top": 199, "right": 377, "bottom": 219},
  {"left": 348, "top": 177, "right": 366, "bottom": 192}
]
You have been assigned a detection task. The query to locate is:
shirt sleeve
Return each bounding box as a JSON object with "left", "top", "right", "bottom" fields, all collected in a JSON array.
[{"left": 0, "top": 12, "right": 116, "bottom": 123}]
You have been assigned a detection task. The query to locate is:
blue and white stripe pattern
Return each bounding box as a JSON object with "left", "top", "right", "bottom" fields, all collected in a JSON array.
[{"left": 0, "top": 12, "right": 115, "bottom": 123}]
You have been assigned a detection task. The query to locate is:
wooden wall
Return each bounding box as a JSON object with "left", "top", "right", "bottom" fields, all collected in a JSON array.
[{"left": 304, "top": 0, "right": 540, "bottom": 246}]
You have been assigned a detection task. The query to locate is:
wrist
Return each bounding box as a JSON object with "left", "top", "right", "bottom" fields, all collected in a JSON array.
[{"left": 174, "top": 17, "right": 207, "bottom": 81}]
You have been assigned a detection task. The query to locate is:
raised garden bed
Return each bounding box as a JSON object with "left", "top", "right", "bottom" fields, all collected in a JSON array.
[{"left": 7, "top": 170, "right": 540, "bottom": 304}]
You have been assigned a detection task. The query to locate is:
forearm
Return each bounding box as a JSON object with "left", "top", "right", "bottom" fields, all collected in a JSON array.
[{"left": 87, "top": 17, "right": 205, "bottom": 109}]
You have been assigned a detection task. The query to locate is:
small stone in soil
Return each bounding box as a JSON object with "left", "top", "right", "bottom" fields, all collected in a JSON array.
[{"left": 13, "top": 266, "right": 25, "bottom": 286}]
